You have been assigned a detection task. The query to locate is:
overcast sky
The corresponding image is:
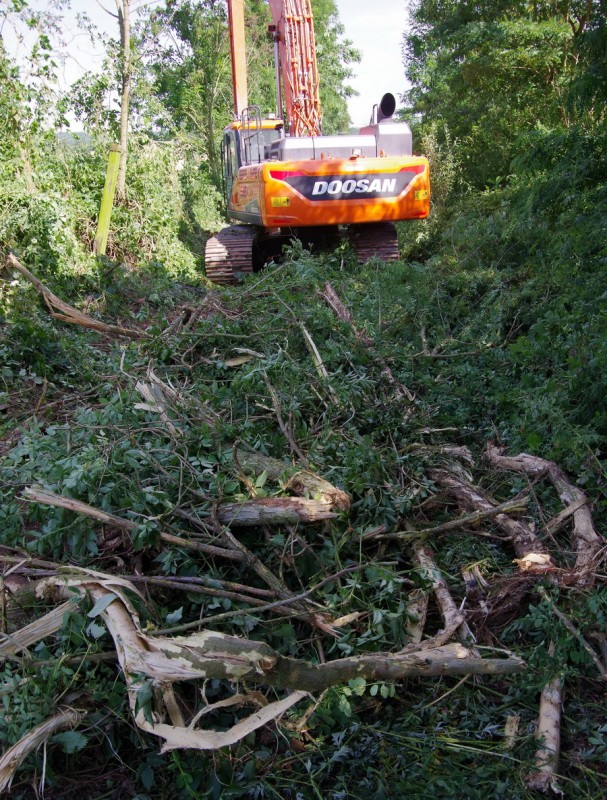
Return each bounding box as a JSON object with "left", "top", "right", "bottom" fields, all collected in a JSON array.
[
  {"left": 6, "top": 0, "right": 410, "bottom": 128},
  {"left": 334, "top": 0, "right": 409, "bottom": 126}
]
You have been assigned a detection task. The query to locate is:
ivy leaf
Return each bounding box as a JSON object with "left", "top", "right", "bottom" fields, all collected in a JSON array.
[
  {"left": 165, "top": 606, "right": 183, "bottom": 625},
  {"left": 52, "top": 731, "right": 88, "bottom": 754},
  {"left": 348, "top": 677, "right": 366, "bottom": 696},
  {"left": 87, "top": 620, "right": 106, "bottom": 639},
  {"left": 135, "top": 681, "right": 154, "bottom": 725}
]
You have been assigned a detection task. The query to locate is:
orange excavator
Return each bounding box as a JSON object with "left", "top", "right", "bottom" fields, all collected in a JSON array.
[{"left": 205, "top": 0, "right": 430, "bottom": 283}]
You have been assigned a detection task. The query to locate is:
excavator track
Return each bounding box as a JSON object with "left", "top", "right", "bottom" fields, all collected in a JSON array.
[
  {"left": 350, "top": 222, "right": 400, "bottom": 264},
  {"left": 205, "top": 225, "right": 256, "bottom": 284}
]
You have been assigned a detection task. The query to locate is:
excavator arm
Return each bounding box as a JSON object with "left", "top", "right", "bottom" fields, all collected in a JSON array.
[
  {"left": 266, "top": 0, "right": 322, "bottom": 136},
  {"left": 227, "top": 0, "right": 321, "bottom": 135}
]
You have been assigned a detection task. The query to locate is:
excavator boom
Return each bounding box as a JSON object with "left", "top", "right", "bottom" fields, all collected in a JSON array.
[
  {"left": 227, "top": 0, "right": 248, "bottom": 116},
  {"left": 267, "top": 0, "right": 321, "bottom": 136}
]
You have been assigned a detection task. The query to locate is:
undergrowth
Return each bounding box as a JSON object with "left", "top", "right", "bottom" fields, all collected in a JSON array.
[
  {"left": 1, "top": 228, "right": 606, "bottom": 796},
  {"left": 1, "top": 120, "right": 606, "bottom": 800}
]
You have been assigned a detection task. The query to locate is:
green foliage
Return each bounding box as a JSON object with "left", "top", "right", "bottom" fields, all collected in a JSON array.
[
  {"left": 403, "top": 0, "right": 605, "bottom": 187},
  {"left": 2, "top": 2, "right": 607, "bottom": 797}
]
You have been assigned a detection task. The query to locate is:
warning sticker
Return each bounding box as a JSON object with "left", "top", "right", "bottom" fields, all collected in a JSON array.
[{"left": 271, "top": 197, "right": 290, "bottom": 207}]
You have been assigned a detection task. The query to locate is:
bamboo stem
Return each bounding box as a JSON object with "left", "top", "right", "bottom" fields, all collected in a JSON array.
[{"left": 94, "top": 144, "right": 122, "bottom": 255}]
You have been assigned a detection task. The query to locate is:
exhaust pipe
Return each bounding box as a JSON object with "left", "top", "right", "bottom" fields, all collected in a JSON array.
[
  {"left": 377, "top": 93, "right": 396, "bottom": 122},
  {"left": 370, "top": 93, "right": 397, "bottom": 124}
]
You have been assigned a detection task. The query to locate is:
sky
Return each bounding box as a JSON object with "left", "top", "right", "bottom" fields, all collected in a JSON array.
[
  {"left": 334, "top": 0, "right": 410, "bottom": 126},
  {"left": 5, "top": 0, "right": 410, "bottom": 128}
]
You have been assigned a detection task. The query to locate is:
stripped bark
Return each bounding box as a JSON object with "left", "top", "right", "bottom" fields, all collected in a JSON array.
[
  {"left": 405, "top": 588, "right": 429, "bottom": 644},
  {"left": 0, "top": 601, "right": 73, "bottom": 660},
  {"left": 0, "top": 708, "right": 84, "bottom": 793},
  {"left": 527, "top": 644, "right": 564, "bottom": 795},
  {"left": 218, "top": 497, "right": 336, "bottom": 525},
  {"left": 485, "top": 444, "right": 603, "bottom": 582},
  {"left": 74, "top": 579, "right": 524, "bottom": 690}
]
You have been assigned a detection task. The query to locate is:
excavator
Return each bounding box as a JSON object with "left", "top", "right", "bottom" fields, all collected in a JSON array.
[{"left": 204, "top": 0, "right": 430, "bottom": 283}]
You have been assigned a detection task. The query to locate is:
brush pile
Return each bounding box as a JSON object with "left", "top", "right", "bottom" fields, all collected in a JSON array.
[{"left": 1, "top": 252, "right": 606, "bottom": 797}]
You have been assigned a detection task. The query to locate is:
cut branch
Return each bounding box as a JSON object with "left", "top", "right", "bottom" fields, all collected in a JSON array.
[
  {"left": 39, "top": 578, "right": 524, "bottom": 692},
  {"left": 430, "top": 470, "right": 551, "bottom": 563},
  {"left": 217, "top": 497, "right": 336, "bottom": 525},
  {"left": 364, "top": 495, "right": 530, "bottom": 542},
  {"left": 412, "top": 543, "right": 476, "bottom": 646},
  {"left": 4, "top": 254, "right": 144, "bottom": 339},
  {"left": 21, "top": 488, "right": 338, "bottom": 634},
  {"left": 485, "top": 444, "right": 603, "bottom": 582},
  {"left": 35, "top": 576, "right": 525, "bottom": 752},
  {"left": 234, "top": 447, "right": 351, "bottom": 511},
  {"left": 526, "top": 643, "right": 564, "bottom": 795}
]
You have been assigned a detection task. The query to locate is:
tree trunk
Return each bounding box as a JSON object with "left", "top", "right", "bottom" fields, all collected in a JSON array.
[{"left": 115, "top": 0, "right": 131, "bottom": 199}]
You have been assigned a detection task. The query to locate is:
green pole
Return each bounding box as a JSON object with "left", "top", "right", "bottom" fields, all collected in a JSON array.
[{"left": 93, "top": 144, "right": 122, "bottom": 256}]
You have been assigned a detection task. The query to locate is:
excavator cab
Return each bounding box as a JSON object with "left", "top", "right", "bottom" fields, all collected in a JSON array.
[{"left": 222, "top": 108, "right": 284, "bottom": 202}]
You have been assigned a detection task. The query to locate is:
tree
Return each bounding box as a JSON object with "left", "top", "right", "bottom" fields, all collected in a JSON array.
[
  {"left": 402, "top": 0, "right": 599, "bottom": 186},
  {"left": 115, "top": 0, "right": 132, "bottom": 198},
  {"left": 148, "top": 0, "right": 232, "bottom": 184},
  {"left": 310, "top": 0, "right": 360, "bottom": 134},
  {"left": 147, "top": 0, "right": 361, "bottom": 185},
  {"left": 0, "top": 0, "right": 69, "bottom": 190}
]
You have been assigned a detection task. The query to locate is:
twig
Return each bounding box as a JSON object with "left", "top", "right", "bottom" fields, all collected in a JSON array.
[
  {"left": 537, "top": 587, "right": 607, "bottom": 679},
  {"left": 363, "top": 496, "right": 530, "bottom": 542},
  {"left": 21, "top": 487, "right": 247, "bottom": 562},
  {"left": 262, "top": 372, "right": 310, "bottom": 466},
  {"left": 321, "top": 281, "right": 415, "bottom": 403},
  {"left": 153, "top": 564, "right": 364, "bottom": 636}
]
